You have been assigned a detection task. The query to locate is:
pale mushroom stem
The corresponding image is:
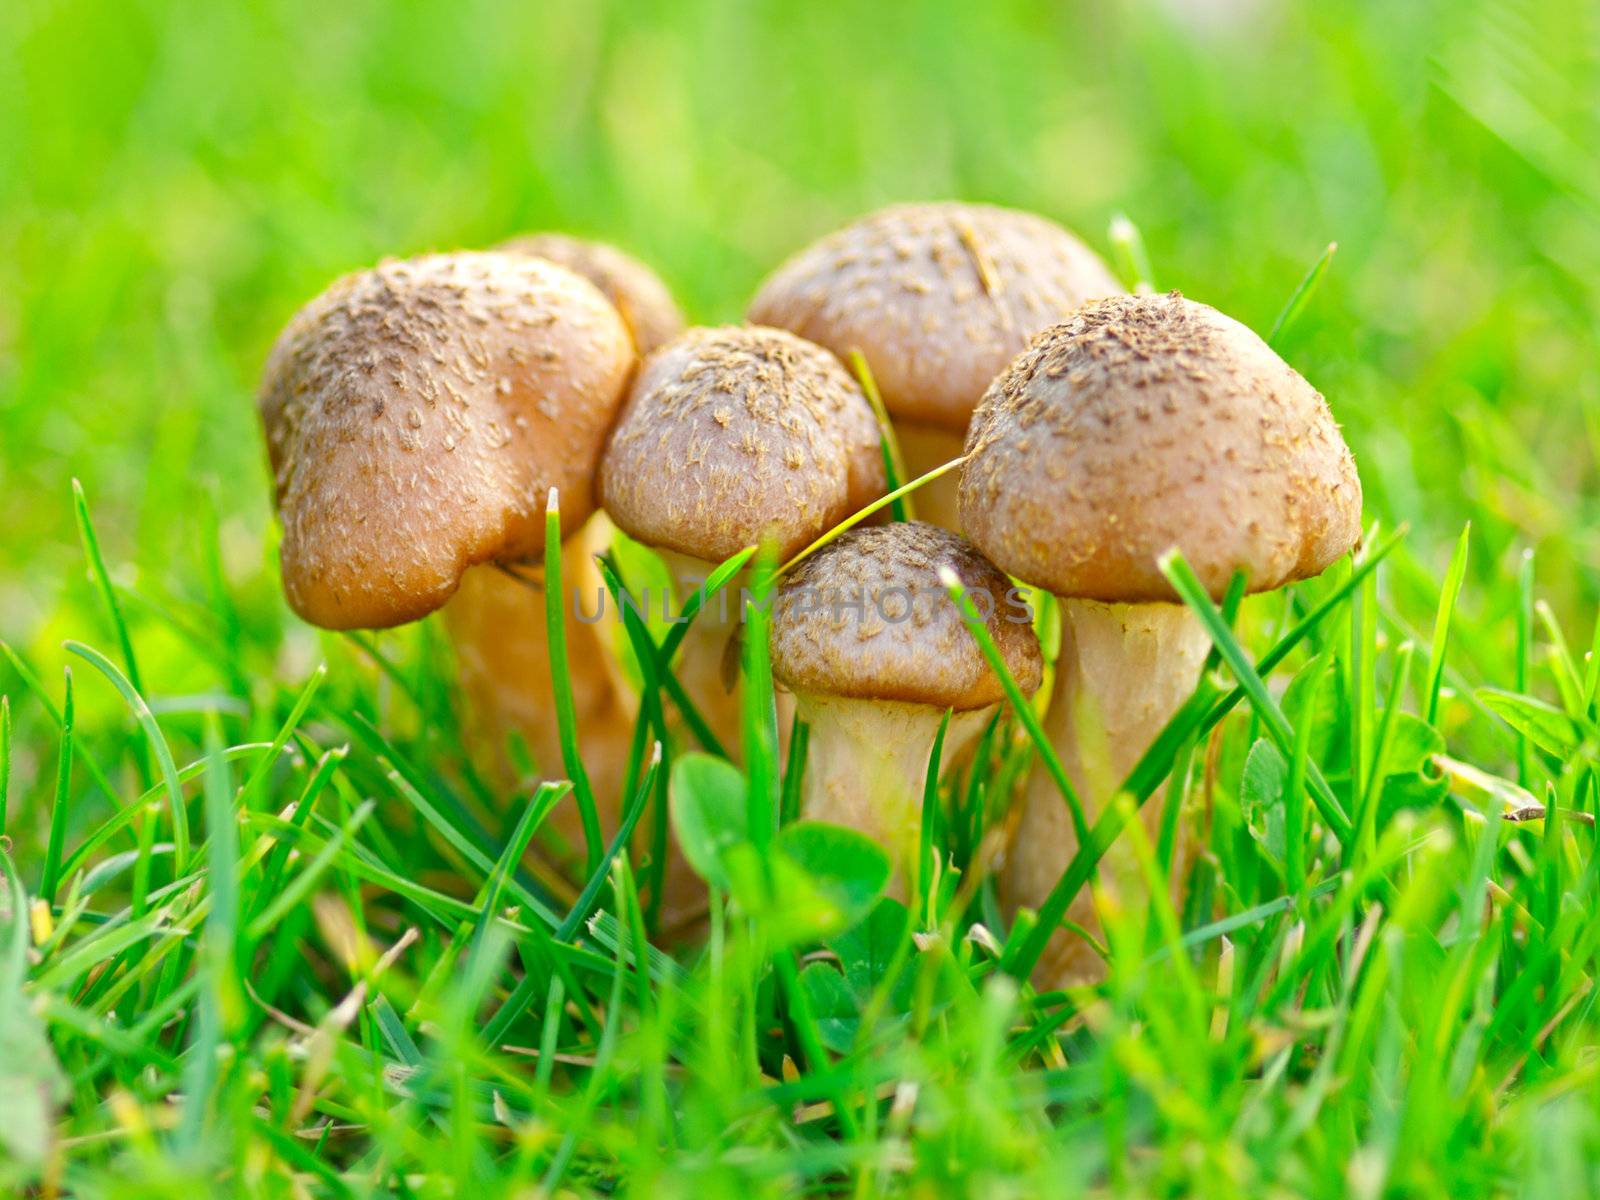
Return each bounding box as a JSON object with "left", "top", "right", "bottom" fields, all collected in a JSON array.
[
  {"left": 796, "top": 694, "right": 994, "bottom": 898},
  {"left": 895, "top": 423, "right": 967, "bottom": 532},
  {"left": 1005, "top": 598, "right": 1211, "bottom": 987}
]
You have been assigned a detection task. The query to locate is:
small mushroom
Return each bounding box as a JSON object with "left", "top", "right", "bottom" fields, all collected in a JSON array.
[
  {"left": 959, "top": 292, "right": 1363, "bottom": 986},
  {"left": 770, "top": 522, "right": 1042, "bottom": 894},
  {"left": 500, "top": 232, "right": 686, "bottom": 354},
  {"left": 748, "top": 202, "right": 1121, "bottom": 528},
  {"left": 258, "top": 250, "right": 640, "bottom": 876},
  {"left": 599, "top": 325, "right": 887, "bottom": 752}
]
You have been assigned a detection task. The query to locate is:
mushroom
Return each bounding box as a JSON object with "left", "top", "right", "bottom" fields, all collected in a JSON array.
[
  {"left": 770, "top": 522, "right": 1042, "bottom": 894},
  {"left": 599, "top": 325, "right": 887, "bottom": 753},
  {"left": 748, "top": 202, "right": 1121, "bottom": 529},
  {"left": 258, "top": 250, "right": 641, "bottom": 877},
  {"left": 500, "top": 232, "right": 686, "bottom": 354},
  {"left": 959, "top": 292, "right": 1363, "bottom": 986}
]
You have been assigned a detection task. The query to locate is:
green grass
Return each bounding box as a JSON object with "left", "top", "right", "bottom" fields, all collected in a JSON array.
[{"left": 5, "top": 0, "right": 1600, "bottom": 1194}]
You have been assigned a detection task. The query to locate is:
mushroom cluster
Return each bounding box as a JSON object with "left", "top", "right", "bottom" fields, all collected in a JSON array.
[{"left": 258, "top": 204, "right": 1361, "bottom": 984}]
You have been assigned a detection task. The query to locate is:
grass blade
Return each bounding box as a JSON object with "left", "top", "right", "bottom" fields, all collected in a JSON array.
[
  {"left": 1516, "top": 549, "right": 1534, "bottom": 785},
  {"left": 849, "top": 350, "right": 910, "bottom": 522},
  {"left": 596, "top": 551, "right": 721, "bottom": 759},
  {"left": 781, "top": 713, "right": 809, "bottom": 827},
  {"left": 1, "top": 696, "right": 10, "bottom": 841},
  {"left": 543, "top": 488, "right": 602, "bottom": 877},
  {"left": 72, "top": 479, "right": 143, "bottom": 696},
  {"left": 237, "top": 663, "right": 326, "bottom": 813},
  {"left": 1354, "top": 643, "right": 1415, "bottom": 866},
  {"left": 1425, "top": 523, "right": 1471, "bottom": 725},
  {"left": 1534, "top": 599, "right": 1584, "bottom": 717},
  {"left": 593, "top": 552, "right": 688, "bottom": 929},
  {"left": 540, "top": 864, "right": 633, "bottom": 1193},
  {"left": 531, "top": 974, "right": 566, "bottom": 1100},
  {"left": 41, "top": 670, "right": 74, "bottom": 904},
  {"left": 246, "top": 799, "right": 376, "bottom": 940},
  {"left": 57, "top": 743, "right": 270, "bottom": 884},
  {"left": 1199, "top": 524, "right": 1407, "bottom": 738},
  {"left": 742, "top": 544, "right": 780, "bottom": 851},
  {"left": 780, "top": 456, "right": 968, "bottom": 576},
  {"left": 178, "top": 717, "right": 240, "bottom": 1149},
  {"left": 377, "top": 758, "right": 556, "bottom": 926},
  {"left": 938, "top": 565, "right": 1089, "bottom": 845},
  {"left": 471, "top": 781, "right": 570, "bottom": 960},
  {"left": 1267, "top": 241, "right": 1337, "bottom": 346},
  {"left": 1348, "top": 547, "right": 1376, "bottom": 832},
  {"left": 1285, "top": 643, "right": 1335, "bottom": 895},
  {"left": 2, "top": 641, "right": 125, "bottom": 811},
  {"left": 1583, "top": 604, "right": 1600, "bottom": 718},
  {"left": 1108, "top": 213, "right": 1154, "bottom": 292},
  {"left": 657, "top": 546, "right": 757, "bottom": 665},
  {"left": 919, "top": 709, "right": 951, "bottom": 918},
  {"left": 254, "top": 744, "right": 347, "bottom": 910},
  {"left": 1002, "top": 674, "right": 1220, "bottom": 982},
  {"left": 1159, "top": 553, "right": 1352, "bottom": 844},
  {"left": 556, "top": 744, "right": 661, "bottom": 942},
  {"left": 65, "top": 640, "right": 191, "bottom": 875}
]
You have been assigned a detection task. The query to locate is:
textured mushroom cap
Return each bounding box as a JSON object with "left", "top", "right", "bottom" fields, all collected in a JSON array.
[
  {"left": 747, "top": 202, "right": 1121, "bottom": 433},
  {"left": 960, "top": 292, "right": 1363, "bottom": 603},
  {"left": 599, "top": 325, "right": 887, "bottom": 563},
  {"left": 770, "top": 522, "right": 1042, "bottom": 710},
  {"left": 500, "top": 232, "right": 685, "bottom": 354},
  {"left": 259, "top": 252, "right": 634, "bottom": 630}
]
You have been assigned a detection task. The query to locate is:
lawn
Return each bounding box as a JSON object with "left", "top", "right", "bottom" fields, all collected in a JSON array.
[{"left": 4, "top": 0, "right": 1600, "bottom": 1195}]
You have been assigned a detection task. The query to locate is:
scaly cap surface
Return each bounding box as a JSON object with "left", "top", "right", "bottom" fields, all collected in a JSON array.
[
  {"left": 599, "top": 325, "right": 886, "bottom": 562},
  {"left": 501, "top": 232, "right": 685, "bottom": 354},
  {"left": 748, "top": 202, "right": 1120, "bottom": 432},
  {"left": 959, "top": 292, "right": 1363, "bottom": 602},
  {"left": 771, "top": 521, "right": 1042, "bottom": 709}
]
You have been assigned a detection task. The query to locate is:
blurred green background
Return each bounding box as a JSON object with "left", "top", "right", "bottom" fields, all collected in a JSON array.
[{"left": 3, "top": 0, "right": 1597, "bottom": 730}]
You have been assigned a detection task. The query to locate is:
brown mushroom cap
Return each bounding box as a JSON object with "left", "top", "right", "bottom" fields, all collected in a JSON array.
[
  {"left": 960, "top": 292, "right": 1363, "bottom": 603},
  {"left": 747, "top": 202, "right": 1121, "bottom": 433},
  {"left": 770, "top": 522, "right": 1042, "bottom": 710},
  {"left": 599, "top": 325, "right": 887, "bottom": 563},
  {"left": 259, "top": 251, "right": 634, "bottom": 630},
  {"left": 500, "top": 232, "right": 685, "bottom": 354}
]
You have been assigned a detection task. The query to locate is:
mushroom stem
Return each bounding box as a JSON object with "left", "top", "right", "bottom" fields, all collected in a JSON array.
[
  {"left": 895, "top": 423, "right": 966, "bottom": 531},
  {"left": 795, "top": 694, "right": 993, "bottom": 897},
  {"left": 1004, "top": 598, "right": 1211, "bottom": 986}
]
